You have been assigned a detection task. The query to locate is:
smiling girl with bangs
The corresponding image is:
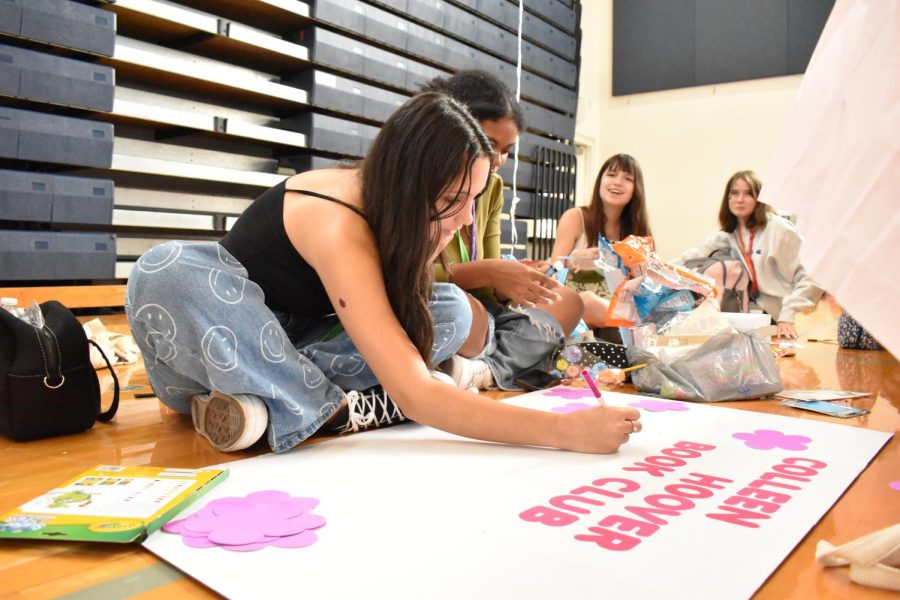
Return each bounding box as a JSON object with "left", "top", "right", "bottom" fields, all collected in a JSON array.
[{"left": 550, "top": 153, "right": 653, "bottom": 329}]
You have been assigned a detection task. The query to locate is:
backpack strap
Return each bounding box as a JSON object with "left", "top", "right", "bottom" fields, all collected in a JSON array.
[{"left": 89, "top": 339, "right": 119, "bottom": 421}]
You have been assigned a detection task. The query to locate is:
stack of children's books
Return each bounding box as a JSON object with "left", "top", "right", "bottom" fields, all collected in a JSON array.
[{"left": 0, "top": 465, "right": 227, "bottom": 543}]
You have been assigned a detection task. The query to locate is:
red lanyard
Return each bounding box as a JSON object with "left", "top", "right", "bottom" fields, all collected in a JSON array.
[{"left": 737, "top": 228, "right": 759, "bottom": 294}]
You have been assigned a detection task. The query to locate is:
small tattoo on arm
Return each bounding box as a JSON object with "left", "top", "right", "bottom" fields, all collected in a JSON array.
[{"left": 339, "top": 298, "right": 346, "bottom": 308}]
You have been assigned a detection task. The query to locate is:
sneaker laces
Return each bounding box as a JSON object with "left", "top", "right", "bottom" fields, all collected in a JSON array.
[{"left": 339, "top": 388, "right": 406, "bottom": 434}]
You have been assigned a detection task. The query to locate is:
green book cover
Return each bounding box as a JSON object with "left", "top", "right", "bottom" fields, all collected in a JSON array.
[{"left": 0, "top": 465, "right": 228, "bottom": 543}]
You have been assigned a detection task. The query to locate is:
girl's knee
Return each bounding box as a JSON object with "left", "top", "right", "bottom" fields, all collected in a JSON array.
[
  {"left": 457, "top": 294, "right": 489, "bottom": 358},
  {"left": 555, "top": 285, "right": 585, "bottom": 333},
  {"left": 430, "top": 284, "right": 473, "bottom": 362}
]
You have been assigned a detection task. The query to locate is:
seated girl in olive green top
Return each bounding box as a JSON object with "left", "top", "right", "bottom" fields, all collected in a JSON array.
[{"left": 425, "top": 71, "right": 584, "bottom": 391}]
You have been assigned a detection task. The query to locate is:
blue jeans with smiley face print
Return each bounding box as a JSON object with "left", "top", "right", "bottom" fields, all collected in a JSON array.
[{"left": 125, "top": 241, "right": 472, "bottom": 453}]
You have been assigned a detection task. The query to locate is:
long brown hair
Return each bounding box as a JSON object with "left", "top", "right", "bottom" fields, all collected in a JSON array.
[
  {"left": 718, "top": 170, "right": 773, "bottom": 232},
  {"left": 362, "top": 92, "right": 493, "bottom": 366},
  {"left": 583, "top": 153, "right": 652, "bottom": 243}
]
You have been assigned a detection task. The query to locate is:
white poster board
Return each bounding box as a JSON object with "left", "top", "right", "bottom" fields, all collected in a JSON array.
[{"left": 144, "top": 391, "right": 891, "bottom": 600}]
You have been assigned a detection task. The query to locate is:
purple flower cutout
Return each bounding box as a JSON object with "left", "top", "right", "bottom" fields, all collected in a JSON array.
[
  {"left": 889, "top": 481, "right": 900, "bottom": 492},
  {"left": 544, "top": 387, "right": 596, "bottom": 400},
  {"left": 628, "top": 398, "right": 690, "bottom": 413},
  {"left": 733, "top": 429, "right": 812, "bottom": 451},
  {"left": 162, "top": 490, "right": 325, "bottom": 551},
  {"left": 551, "top": 402, "right": 592, "bottom": 414}
]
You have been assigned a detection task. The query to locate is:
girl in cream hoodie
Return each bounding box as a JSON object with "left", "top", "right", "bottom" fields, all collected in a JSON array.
[{"left": 675, "top": 170, "right": 823, "bottom": 339}]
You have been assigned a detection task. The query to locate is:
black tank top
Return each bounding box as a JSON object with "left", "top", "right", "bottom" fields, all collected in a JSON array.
[{"left": 221, "top": 178, "right": 366, "bottom": 317}]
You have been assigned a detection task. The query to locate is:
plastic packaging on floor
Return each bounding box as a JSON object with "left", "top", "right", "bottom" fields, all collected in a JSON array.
[{"left": 627, "top": 330, "right": 783, "bottom": 402}]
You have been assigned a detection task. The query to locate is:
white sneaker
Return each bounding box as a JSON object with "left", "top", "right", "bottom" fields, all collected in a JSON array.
[
  {"left": 442, "top": 355, "right": 495, "bottom": 390},
  {"left": 430, "top": 370, "right": 456, "bottom": 386},
  {"left": 191, "top": 391, "right": 268, "bottom": 452}
]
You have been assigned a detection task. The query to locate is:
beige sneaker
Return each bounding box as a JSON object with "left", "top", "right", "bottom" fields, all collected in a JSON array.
[{"left": 191, "top": 391, "right": 268, "bottom": 452}]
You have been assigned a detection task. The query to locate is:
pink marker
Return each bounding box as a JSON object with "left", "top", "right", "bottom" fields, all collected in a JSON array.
[{"left": 581, "top": 370, "right": 605, "bottom": 406}]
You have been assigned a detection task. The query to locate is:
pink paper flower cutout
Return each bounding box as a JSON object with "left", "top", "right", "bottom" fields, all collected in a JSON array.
[
  {"left": 551, "top": 402, "right": 592, "bottom": 414},
  {"left": 628, "top": 399, "right": 690, "bottom": 412},
  {"left": 544, "top": 387, "right": 595, "bottom": 400},
  {"left": 889, "top": 481, "right": 900, "bottom": 492},
  {"left": 162, "top": 490, "right": 325, "bottom": 552},
  {"left": 733, "top": 429, "right": 812, "bottom": 451}
]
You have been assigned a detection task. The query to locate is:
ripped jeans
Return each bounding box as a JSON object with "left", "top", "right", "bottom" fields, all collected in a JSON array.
[
  {"left": 125, "top": 241, "right": 472, "bottom": 453},
  {"left": 477, "top": 297, "right": 566, "bottom": 391}
]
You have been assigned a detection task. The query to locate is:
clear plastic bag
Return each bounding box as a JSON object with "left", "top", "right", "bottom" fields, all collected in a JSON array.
[{"left": 627, "top": 331, "right": 783, "bottom": 402}]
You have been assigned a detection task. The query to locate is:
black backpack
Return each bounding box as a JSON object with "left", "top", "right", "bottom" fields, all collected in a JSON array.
[
  {"left": 683, "top": 252, "right": 752, "bottom": 313},
  {"left": 0, "top": 301, "right": 119, "bottom": 441}
]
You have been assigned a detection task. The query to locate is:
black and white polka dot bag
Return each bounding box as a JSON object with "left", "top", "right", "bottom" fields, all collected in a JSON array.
[{"left": 547, "top": 341, "right": 629, "bottom": 381}]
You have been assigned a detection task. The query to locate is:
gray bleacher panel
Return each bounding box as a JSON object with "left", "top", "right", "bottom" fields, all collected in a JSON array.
[
  {"left": 283, "top": 154, "right": 343, "bottom": 173},
  {"left": 292, "top": 70, "right": 365, "bottom": 117},
  {"left": 299, "top": 27, "right": 444, "bottom": 92},
  {"left": 0, "top": 230, "right": 116, "bottom": 280},
  {"left": 442, "top": 5, "right": 480, "bottom": 42},
  {"left": 499, "top": 218, "right": 527, "bottom": 245},
  {"left": 498, "top": 160, "right": 535, "bottom": 189},
  {"left": 406, "top": 22, "right": 447, "bottom": 64},
  {"left": 517, "top": 132, "right": 574, "bottom": 159},
  {"left": 521, "top": 71, "right": 577, "bottom": 114},
  {"left": 502, "top": 188, "right": 535, "bottom": 218},
  {"left": 442, "top": 37, "right": 487, "bottom": 71},
  {"left": 0, "top": 110, "right": 16, "bottom": 157},
  {"left": 0, "top": 170, "right": 53, "bottom": 222},
  {"left": 526, "top": 0, "right": 578, "bottom": 34},
  {"left": 0, "top": 107, "right": 114, "bottom": 168},
  {"left": 56, "top": 232, "right": 116, "bottom": 279},
  {"left": 404, "top": 0, "right": 443, "bottom": 26},
  {"left": 310, "top": 0, "right": 366, "bottom": 32},
  {"left": 0, "top": 230, "right": 55, "bottom": 279},
  {"left": 0, "top": 0, "right": 23, "bottom": 37},
  {"left": 365, "top": 84, "right": 409, "bottom": 120},
  {"left": 522, "top": 40, "right": 578, "bottom": 88},
  {"left": 365, "top": 45, "right": 411, "bottom": 88},
  {"left": 365, "top": 4, "right": 410, "bottom": 51},
  {"left": 521, "top": 101, "right": 576, "bottom": 139},
  {"left": 18, "top": 0, "right": 116, "bottom": 57},
  {"left": 473, "top": 16, "right": 517, "bottom": 60},
  {"left": 0, "top": 44, "right": 115, "bottom": 112},
  {"left": 476, "top": 0, "right": 517, "bottom": 30},
  {"left": 292, "top": 70, "right": 409, "bottom": 122},
  {"left": 405, "top": 59, "right": 445, "bottom": 90},
  {"left": 297, "top": 27, "right": 366, "bottom": 77},
  {"left": 52, "top": 174, "right": 113, "bottom": 225},
  {"left": 281, "top": 112, "right": 380, "bottom": 157},
  {"left": 523, "top": 12, "right": 576, "bottom": 60},
  {"left": 0, "top": 169, "right": 113, "bottom": 225}
]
